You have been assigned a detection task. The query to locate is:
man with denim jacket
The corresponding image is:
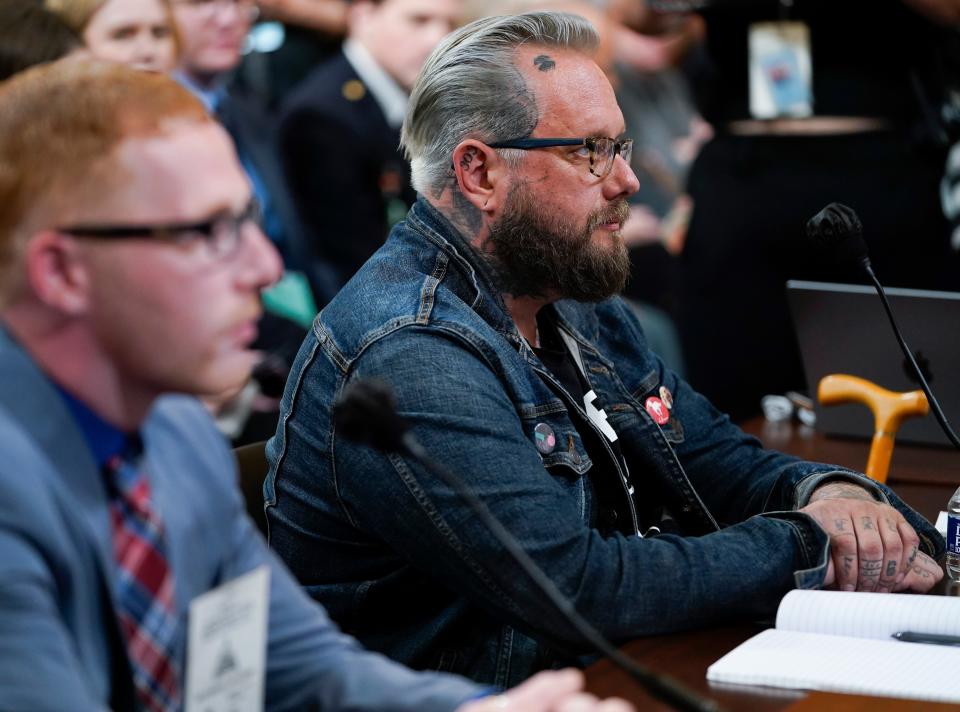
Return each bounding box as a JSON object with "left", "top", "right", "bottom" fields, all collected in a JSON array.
[{"left": 266, "top": 11, "right": 945, "bottom": 689}]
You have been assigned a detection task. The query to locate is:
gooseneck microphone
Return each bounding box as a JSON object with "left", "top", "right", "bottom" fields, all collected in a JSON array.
[
  {"left": 334, "top": 379, "right": 723, "bottom": 712},
  {"left": 806, "top": 203, "right": 960, "bottom": 450}
]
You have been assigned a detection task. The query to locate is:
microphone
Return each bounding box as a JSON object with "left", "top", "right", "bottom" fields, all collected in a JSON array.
[
  {"left": 334, "top": 379, "right": 723, "bottom": 712},
  {"left": 805, "top": 204, "right": 960, "bottom": 450},
  {"left": 806, "top": 203, "right": 870, "bottom": 271}
]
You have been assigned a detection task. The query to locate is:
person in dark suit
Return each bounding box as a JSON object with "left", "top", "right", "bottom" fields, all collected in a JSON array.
[
  {"left": 279, "top": 0, "right": 459, "bottom": 289},
  {"left": 0, "top": 57, "right": 630, "bottom": 712},
  {"left": 170, "top": 0, "right": 337, "bottom": 446}
]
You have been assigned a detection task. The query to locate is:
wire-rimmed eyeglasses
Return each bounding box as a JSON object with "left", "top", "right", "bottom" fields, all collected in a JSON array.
[{"left": 487, "top": 136, "right": 633, "bottom": 178}]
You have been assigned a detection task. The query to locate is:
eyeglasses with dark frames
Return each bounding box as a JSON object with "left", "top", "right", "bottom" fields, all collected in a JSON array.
[
  {"left": 57, "top": 199, "right": 262, "bottom": 261},
  {"left": 487, "top": 136, "right": 633, "bottom": 178}
]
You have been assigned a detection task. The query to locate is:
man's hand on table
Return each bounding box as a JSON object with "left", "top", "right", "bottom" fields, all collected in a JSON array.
[
  {"left": 458, "top": 670, "right": 634, "bottom": 712},
  {"left": 800, "top": 481, "right": 943, "bottom": 593}
]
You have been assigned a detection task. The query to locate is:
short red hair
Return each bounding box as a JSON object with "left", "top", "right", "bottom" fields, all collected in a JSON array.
[{"left": 0, "top": 58, "right": 210, "bottom": 303}]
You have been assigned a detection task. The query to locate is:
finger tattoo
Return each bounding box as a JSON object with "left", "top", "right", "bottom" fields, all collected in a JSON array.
[
  {"left": 842, "top": 555, "right": 855, "bottom": 576},
  {"left": 860, "top": 559, "right": 882, "bottom": 583},
  {"left": 860, "top": 516, "right": 874, "bottom": 530}
]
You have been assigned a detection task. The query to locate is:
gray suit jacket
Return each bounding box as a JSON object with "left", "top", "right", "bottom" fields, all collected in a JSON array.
[{"left": 0, "top": 327, "right": 481, "bottom": 711}]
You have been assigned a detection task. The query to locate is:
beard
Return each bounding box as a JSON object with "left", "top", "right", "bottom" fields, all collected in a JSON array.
[{"left": 484, "top": 181, "right": 631, "bottom": 302}]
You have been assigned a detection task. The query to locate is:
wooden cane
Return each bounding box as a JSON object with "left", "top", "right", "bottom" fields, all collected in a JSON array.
[{"left": 817, "top": 374, "right": 929, "bottom": 483}]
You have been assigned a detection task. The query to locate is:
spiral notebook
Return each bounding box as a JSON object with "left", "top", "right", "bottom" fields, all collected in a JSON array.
[{"left": 707, "top": 590, "right": 960, "bottom": 704}]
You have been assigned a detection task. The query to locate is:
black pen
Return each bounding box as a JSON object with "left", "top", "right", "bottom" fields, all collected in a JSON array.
[{"left": 891, "top": 631, "right": 960, "bottom": 647}]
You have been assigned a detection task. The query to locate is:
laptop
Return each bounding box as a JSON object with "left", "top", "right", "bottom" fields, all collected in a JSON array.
[{"left": 786, "top": 280, "right": 960, "bottom": 447}]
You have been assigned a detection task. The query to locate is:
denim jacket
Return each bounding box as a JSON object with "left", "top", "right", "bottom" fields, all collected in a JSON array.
[{"left": 265, "top": 198, "right": 943, "bottom": 688}]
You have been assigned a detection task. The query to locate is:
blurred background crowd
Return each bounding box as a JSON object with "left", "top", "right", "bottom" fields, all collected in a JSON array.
[{"left": 4, "top": 0, "right": 959, "bottom": 438}]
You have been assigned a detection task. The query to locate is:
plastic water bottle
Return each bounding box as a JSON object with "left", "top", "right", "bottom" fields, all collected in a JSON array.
[{"left": 948, "top": 485, "right": 960, "bottom": 582}]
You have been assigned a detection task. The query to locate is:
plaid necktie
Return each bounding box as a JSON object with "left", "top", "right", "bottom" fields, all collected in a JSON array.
[{"left": 105, "top": 452, "right": 182, "bottom": 712}]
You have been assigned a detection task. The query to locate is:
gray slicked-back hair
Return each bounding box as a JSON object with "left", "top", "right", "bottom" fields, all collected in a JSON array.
[{"left": 401, "top": 11, "right": 599, "bottom": 196}]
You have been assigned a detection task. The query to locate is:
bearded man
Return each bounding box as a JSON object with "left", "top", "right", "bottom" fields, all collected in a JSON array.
[{"left": 265, "top": 11, "right": 944, "bottom": 689}]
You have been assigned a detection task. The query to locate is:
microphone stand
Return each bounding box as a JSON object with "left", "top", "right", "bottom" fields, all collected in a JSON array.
[
  {"left": 807, "top": 202, "right": 960, "bottom": 450},
  {"left": 862, "top": 262, "right": 960, "bottom": 450},
  {"left": 396, "top": 432, "right": 724, "bottom": 712}
]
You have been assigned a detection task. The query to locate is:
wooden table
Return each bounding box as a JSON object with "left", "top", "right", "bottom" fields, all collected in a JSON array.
[
  {"left": 743, "top": 417, "right": 959, "bottom": 523},
  {"left": 583, "top": 418, "right": 960, "bottom": 711}
]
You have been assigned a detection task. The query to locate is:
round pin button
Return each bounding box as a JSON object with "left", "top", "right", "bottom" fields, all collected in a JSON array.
[
  {"left": 645, "top": 396, "right": 670, "bottom": 425},
  {"left": 533, "top": 423, "right": 557, "bottom": 454},
  {"left": 659, "top": 386, "right": 674, "bottom": 410}
]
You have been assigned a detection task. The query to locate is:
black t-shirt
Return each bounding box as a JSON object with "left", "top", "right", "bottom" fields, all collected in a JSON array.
[{"left": 532, "top": 309, "right": 674, "bottom": 536}]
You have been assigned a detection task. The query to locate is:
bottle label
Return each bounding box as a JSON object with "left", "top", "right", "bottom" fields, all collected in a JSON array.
[{"left": 950, "top": 514, "right": 960, "bottom": 555}]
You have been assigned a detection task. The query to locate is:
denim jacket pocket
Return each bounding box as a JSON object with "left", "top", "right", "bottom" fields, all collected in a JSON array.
[
  {"left": 518, "top": 403, "right": 592, "bottom": 476},
  {"left": 660, "top": 416, "right": 685, "bottom": 445}
]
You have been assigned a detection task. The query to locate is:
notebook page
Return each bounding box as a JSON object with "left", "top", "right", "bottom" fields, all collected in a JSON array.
[
  {"left": 707, "top": 629, "right": 960, "bottom": 703},
  {"left": 775, "top": 589, "right": 960, "bottom": 640}
]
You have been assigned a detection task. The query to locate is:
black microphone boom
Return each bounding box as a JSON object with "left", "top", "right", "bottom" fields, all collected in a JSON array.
[
  {"left": 805, "top": 203, "right": 960, "bottom": 451},
  {"left": 333, "top": 378, "right": 723, "bottom": 712}
]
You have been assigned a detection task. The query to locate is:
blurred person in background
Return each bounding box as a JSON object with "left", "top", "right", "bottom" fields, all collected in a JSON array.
[
  {"left": 172, "top": 0, "right": 337, "bottom": 445},
  {"left": 278, "top": 0, "right": 460, "bottom": 291},
  {"left": 45, "top": 0, "right": 178, "bottom": 73},
  {"left": 171, "top": 0, "right": 330, "bottom": 302},
  {"left": 652, "top": 0, "right": 960, "bottom": 420},
  {"left": 242, "top": 0, "right": 350, "bottom": 107}
]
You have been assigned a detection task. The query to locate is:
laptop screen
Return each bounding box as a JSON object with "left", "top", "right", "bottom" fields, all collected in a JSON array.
[{"left": 786, "top": 280, "right": 960, "bottom": 447}]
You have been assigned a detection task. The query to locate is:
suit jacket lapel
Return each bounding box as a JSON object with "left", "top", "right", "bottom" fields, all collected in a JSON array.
[{"left": 0, "top": 327, "right": 117, "bottom": 584}]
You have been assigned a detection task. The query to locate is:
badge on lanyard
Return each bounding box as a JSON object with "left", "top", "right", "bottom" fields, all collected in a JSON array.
[
  {"left": 748, "top": 16, "right": 813, "bottom": 119},
  {"left": 186, "top": 565, "right": 270, "bottom": 712}
]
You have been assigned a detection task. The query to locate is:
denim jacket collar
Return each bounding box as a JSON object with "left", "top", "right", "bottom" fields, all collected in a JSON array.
[
  {"left": 404, "top": 198, "right": 607, "bottom": 358},
  {"left": 404, "top": 198, "right": 523, "bottom": 342}
]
